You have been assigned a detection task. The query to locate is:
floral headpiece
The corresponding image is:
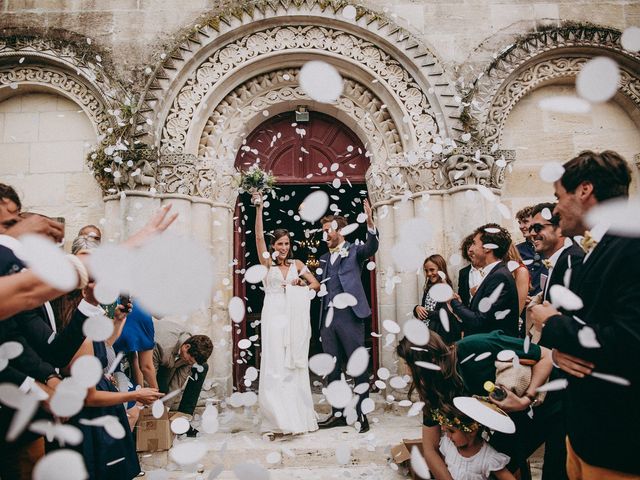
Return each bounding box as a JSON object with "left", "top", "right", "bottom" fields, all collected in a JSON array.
[{"left": 430, "top": 408, "right": 479, "bottom": 433}]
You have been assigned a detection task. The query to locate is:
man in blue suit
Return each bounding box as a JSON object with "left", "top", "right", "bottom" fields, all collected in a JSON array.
[{"left": 317, "top": 199, "right": 378, "bottom": 433}]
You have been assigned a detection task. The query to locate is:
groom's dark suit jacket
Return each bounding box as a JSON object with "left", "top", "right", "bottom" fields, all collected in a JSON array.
[
  {"left": 540, "top": 234, "right": 640, "bottom": 475},
  {"left": 319, "top": 230, "right": 379, "bottom": 323},
  {"left": 450, "top": 260, "right": 519, "bottom": 337}
]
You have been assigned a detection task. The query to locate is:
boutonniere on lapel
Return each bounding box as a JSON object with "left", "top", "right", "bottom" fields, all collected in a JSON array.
[{"left": 339, "top": 246, "right": 350, "bottom": 258}]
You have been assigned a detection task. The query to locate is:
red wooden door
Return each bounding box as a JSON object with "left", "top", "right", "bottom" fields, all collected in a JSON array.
[
  {"left": 236, "top": 112, "right": 369, "bottom": 183},
  {"left": 233, "top": 111, "right": 378, "bottom": 390}
]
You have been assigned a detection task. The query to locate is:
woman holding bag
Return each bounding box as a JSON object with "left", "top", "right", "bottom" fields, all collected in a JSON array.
[
  {"left": 397, "top": 330, "right": 567, "bottom": 480},
  {"left": 252, "top": 191, "right": 320, "bottom": 437}
]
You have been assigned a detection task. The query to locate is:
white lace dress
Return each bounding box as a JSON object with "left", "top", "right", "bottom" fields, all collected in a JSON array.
[
  {"left": 258, "top": 262, "right": 318, "bottom": 434},
  {"left": 439, "top": 436, "right": 510, "bottom": 480}
]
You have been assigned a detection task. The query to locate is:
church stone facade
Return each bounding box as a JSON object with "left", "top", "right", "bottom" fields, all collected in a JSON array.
[{"left": 1, "top": 0, "right": 639, "bottom": 397}]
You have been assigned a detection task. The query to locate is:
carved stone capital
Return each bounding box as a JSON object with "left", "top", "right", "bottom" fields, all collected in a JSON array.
[
  {"left": 366, "top": 145, "right": 515, "bottom": 203},
  {"left": 441, "top": 145, "right": 515, "bottom": 190},
  {"left": 156, "top": 154, "right": 238, "bottom": 204}
]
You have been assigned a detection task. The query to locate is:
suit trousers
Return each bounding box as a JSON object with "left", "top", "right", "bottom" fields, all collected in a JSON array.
[
  {"left": 157, "top": 363, "right": 208, "bottom": 417},
  {"left": 320, "top": 307, "right": 368, "bottom": 417}
]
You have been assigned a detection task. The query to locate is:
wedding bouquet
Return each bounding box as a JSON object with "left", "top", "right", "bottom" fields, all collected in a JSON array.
[{"left": 237, "top": 163, "right": 277, "bottom": 204}]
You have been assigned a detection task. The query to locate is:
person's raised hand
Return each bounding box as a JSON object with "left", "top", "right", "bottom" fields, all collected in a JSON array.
[
  {"left": 123, "top": 204, "right": 178, "bottom": 248},
  {"left": 363, "top": 199, "right": 375, "bottom": 229},
  {"left": 552, "top": 349, "right": 594, "bottom": 378},
  {"left": 6, "top": 215, "right": 65, "bottom": 243},
  {"left": 251, "top": 191, "right": 263, "bottom": 209}
]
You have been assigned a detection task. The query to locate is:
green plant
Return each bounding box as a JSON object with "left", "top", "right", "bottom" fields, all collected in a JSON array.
[
  {"left": 236, "top": 163, "right": 277, "bottom": 195},
  {"left": 86, "top": 96, "right": 157, "bottom": 193}
]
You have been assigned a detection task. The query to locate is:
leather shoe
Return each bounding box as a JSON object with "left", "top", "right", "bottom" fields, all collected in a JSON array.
[
  {"left": 357, "top": 416, "right": 369, "bottom": 433},
  {"left": 318, "top": 415, "right": 347, "bottom": 429}
]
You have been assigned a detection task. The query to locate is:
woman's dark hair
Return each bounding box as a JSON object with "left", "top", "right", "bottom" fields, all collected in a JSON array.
[
  {"left": 269, "top": 228, "right": 293, "bottom": 265},
  {"left": 423, "top": 254, "right": 453, "bottom": 292},
  {"left": 561, "top": 150, "right": 631, "bottom": 202},
  {"left": 397, "top": 331, "right": 465, "bottom": 416}
]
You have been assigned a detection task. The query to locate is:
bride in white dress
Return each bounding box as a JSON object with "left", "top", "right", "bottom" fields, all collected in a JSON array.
[{"left": 253, "top": 192, "right": 320, "bottom": 435}]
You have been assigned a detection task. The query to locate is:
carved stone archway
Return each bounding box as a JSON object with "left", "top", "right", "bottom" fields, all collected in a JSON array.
[
  {"left": 142, "top": 1, "right": 462, "bottom": 164},
  {"left": 198, "top": 68, "right": 403, "bottom": 164},
  {"left": 466, "top": 25, "right": 640, "bottom": 145},
  {"left": 0, "top": 35, "right": 125, "bottom": 135}
]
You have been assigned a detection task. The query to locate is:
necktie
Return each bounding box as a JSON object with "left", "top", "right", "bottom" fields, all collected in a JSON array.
[
  {"left": 542, "top": 259, "right": 552, "bottom": 269},
  {"left": 579, "top": 231, "right": 598, "bottom": 254},
  {"left": 329, "top": 246, "right": 341, "bottom": 254}
]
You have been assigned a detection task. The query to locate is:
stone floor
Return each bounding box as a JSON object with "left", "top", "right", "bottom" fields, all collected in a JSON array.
[{"left": 139, "top": 397, "right": 544, "bottom": 480}]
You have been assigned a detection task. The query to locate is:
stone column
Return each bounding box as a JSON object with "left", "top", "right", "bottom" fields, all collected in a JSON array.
[
  {"left": 373, "top": 202, "right": 396, "bottom": 374},
  {"left": 392, "top": 198, "right": 419, "bottom": 328}
]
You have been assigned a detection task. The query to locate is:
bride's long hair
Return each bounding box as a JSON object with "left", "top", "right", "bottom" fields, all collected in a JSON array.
[{"left": 269, "top": 229, "right": 294, "bottom": 266}]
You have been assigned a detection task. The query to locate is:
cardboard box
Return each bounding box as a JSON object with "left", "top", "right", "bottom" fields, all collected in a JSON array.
[
  {"left": 136, "top": 407, "right": 172, "bottom": 452},
  {"left": 391, "top": 438, "right": 425, "bottom": 480}
]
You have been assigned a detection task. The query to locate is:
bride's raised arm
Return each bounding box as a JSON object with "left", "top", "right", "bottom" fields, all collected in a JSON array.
[{"left": 253, "top": 192, "right": 271, "bottom": 267}]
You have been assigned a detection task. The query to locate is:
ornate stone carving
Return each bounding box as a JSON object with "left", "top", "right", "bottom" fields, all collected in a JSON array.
[
  {"left": 480, "top": 57, "right": 640, "bottom": 145},
  {"left": 144, "top": 1, "right": 460, "bottom": 145},
  {"left": 0, "top": 66, "right": 111, "bottom": 134},
  {"left": 0, "top": 36, "right": 123, "bottom": 135},
  {"left": 467, "top": 26, "right": 640, "bottom": 145},
  {"left": 156, "top": 153, "right": 238, "bottom": 204},
  {"left": 160, "top": 25, "right": 439, "bottom": 155},
  {"left": 441, "top": 145, "right": 514, "bottom": 189},
  {"left": 200, "top": 68, "right": 402, "bottom": 163},
  {"left": 365, "top": 146, "right": 515, "bottom": 203}
]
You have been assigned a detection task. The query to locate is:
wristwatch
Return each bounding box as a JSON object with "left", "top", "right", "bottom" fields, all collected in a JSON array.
[{"left": 45, "top": 373, "right": 63, "bottom": 385}]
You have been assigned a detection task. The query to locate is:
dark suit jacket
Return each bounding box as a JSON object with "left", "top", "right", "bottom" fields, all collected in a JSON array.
[
  {"left": 320, "top": 229, "right": 379, "bottom": 320},
  {"left": 540, "top": 234, "right": 640, "bottom": 474},
  {"left": 542, "top": 242, "right": 585, "bottom": 303},
  {"left": 457, "top": 264, "right": 471, "bottom": 307},
  {"left": 450, "top": 261, "right": 519, "bottom": 337}
]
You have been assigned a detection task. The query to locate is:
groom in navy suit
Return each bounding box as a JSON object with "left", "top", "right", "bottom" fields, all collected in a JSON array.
[{"left": 318, "top": 199, "right": 378, "bottom": 433}]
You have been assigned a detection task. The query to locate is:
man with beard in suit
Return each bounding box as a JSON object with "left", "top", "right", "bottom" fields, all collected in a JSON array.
[
  {"left": 531, "top": 150, "right": 640, "bottom": 479},
  {"left": 317, "top": 199, "right": 378, "bottom": 433},
  {"left": 449, "top": 223, "right": 519, "bottom": 337}
]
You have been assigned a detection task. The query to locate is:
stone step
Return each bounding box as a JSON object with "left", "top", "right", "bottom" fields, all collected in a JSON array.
[{"left": 139, "top": 409, "right": 422, "bottom": 475}]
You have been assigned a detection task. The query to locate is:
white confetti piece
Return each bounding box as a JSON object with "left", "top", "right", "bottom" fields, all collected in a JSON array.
[
  {"left": 309, "top": 353, "right": 336, "bottom": 377},
  {"left": 346, "top": 347, "right": 369, "bottom": 377},
  {"left": 33, "top": 449, "right": 87, "bottom": 480},
  {"left": 536, "top": 378, "right": 568, "bottom": 393},
  {"left": 17, "top": 234, "right": 77, "bottom": 290},
  {"left": 403, "top": 319, "right": 430, "bottom": 346},
  {"left": 299, "top": 60, "right": 343, "bottom": 103},
  {"left": 576, "top": 56, "right": 620, "bottom": 103}
]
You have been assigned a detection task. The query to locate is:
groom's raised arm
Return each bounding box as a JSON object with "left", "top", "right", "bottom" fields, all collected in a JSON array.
[{"left": 356, "top": 199, "right": 379, "bottom": 261}]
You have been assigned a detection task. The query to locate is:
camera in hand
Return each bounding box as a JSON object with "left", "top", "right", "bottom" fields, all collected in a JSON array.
[{"left": 119, "top": 294, "right": 132, "bottom": 313}]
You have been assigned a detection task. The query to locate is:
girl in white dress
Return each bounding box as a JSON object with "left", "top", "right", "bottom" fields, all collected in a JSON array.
[
  {"left": 439, "top": 420, "right": 514, "bottom": 480},
  {"left": 253, "top": 192, "right": 320, "bottom": 436}
]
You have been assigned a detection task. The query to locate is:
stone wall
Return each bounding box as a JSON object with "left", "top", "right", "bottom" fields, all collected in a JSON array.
[
  {"left": 2, "top": 1, "right": 639, "bottom": 82},
  {"left": 0, "top": 92, "right": 102, "bottom": 248}
]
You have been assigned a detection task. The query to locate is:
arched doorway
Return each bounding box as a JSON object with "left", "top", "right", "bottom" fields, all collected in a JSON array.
[{"left": 232, "top": 111, "right": 379, "bottom": 390}]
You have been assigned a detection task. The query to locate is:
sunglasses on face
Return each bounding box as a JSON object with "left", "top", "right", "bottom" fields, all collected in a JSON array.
[{"left": 529, "top": 223, "right": 554, "bottom": 234}]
